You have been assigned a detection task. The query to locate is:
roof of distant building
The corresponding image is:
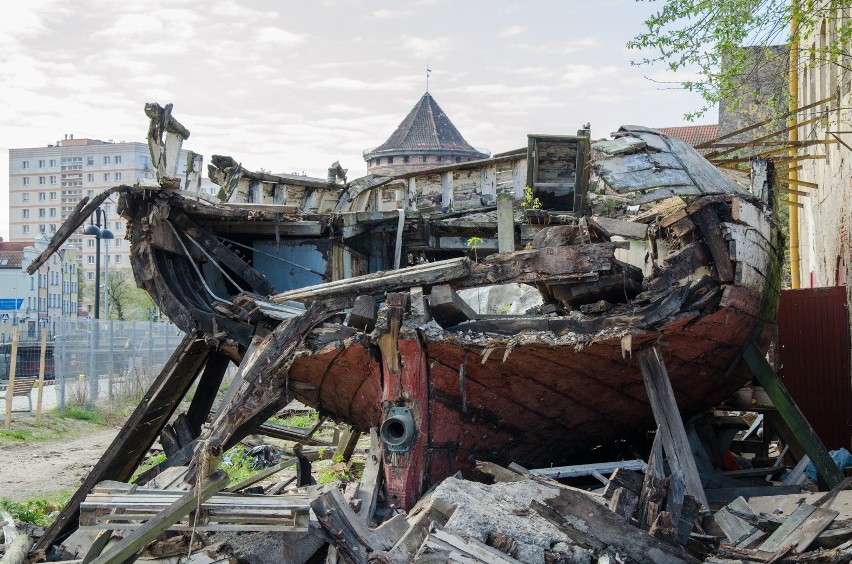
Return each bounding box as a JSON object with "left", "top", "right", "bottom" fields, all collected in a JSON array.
[
  {"left": 368, "top": 93, "right": 486, "bottom": 157},
  {"left": 656, "top": 124, "right": 719, "bottom": 148},
  {"left": 0, "top": 242, "right": 28, "bottom": 268}
]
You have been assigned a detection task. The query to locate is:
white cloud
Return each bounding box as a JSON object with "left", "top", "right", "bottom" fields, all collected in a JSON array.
[
  {"left": 400, "top": 36, "right": 452, "bottom": 60},
  {"left": 256, "top": 27, "right": 306, "bottom": 47},
  {"left": 500, "top": 25, "right": 526, "bottom": 37},
  {"left": 372, "top": 9, "right": 415, "bottom": 19}
]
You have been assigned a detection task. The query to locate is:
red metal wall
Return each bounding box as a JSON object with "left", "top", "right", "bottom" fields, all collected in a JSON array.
[{"left": 778, "top": 286, "right": 852, "bottom": 450}]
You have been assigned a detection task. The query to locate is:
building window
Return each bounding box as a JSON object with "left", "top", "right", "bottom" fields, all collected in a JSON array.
[
  {"left": 22, "top": 209, "right": 29, "bottom": 218},
  {"left": 22, "top": 225, "right": 29, "bottom": 234},
  {"left": 114, "top": 155, "right": 122, "bottom": 164},
  {"left": 21, "top": 160, "right": 29, "bottom": 169},
  {"left": 50, "top": 192, "right": 56, "bottom": 200},
  {"left": 403, "top": 156, "right": 409, "bottom": 164},
  {"left": 114, "top": 221, "right": 121, "bottom": 230},
  {"left": 22, "top": 193, "right": 29, "bottom": 202},
  {"left": 437, "top": 156, "right": 443, "bottom": 162},
  {"left": 39, "top": 192, "right": 46, "bottom": 201},
  {"left": 50, "top": 224, "right": 56, "bottom": 232},
  {"left": 39, "top": 208, "right": 46, "bottom": 217},
  {"left": 87, "top": 157, "right": 93, "bottom": 166},
  {"left": 87, "top": 239, "right": 94, "bottom": 248},
  {"left": 49, "top": 159, "right": 56, "bottom": 167},
  {"left": 87, "top": 174, "right": 94, "bottom": 182},
  {"left": 455, "top": 157, "right": 461, "bottom": 163},
  {"left": 422, "top": 156, "right": 428, "bottom": 163},
  {"left": 103, "top": 156, "right": 111, "bottom": 165},
  {"left": 115, "top": 255, "right": 122, "bottom": 264},
  {"left": 38, "top": 176, "right": 45, "bottom": 185},
  {"left": 22, "top": 177, "right": 29, "bottom": 186},
  {"left": 114, "top": 239, "right": 121, "bottom": 248},
  {"left": 39, "top": 225, "right": 46, "bottom": 233},
  {"left": 49, "top": 208, "right": 56, "bottom": 217},
  {"left": 87, "top": 256, "right": 95, "bottom": 265},
  {"left": 387, "top": 157, "right": 394, "bottom": 164},
  {"left": 104, "top": 173, "right": 110, "bottom": 181},
  {"left": 87, "top": 272, "right": 94, "bottom": 281},
  {"left": 115, "top": 172, "right": 122, "bottom": 181},
  {"left": 49, "top": 176, "right": 56, "bottom": 184}
]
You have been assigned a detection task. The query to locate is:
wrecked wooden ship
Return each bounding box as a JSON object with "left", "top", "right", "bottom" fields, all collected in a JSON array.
[{"left": 27, "top": 103, "right": 781, "bottom": 550}]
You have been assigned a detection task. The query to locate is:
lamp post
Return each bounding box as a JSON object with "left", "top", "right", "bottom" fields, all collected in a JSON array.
[{"left": 83, "top": 208, "right": 114, "bottom": 319}]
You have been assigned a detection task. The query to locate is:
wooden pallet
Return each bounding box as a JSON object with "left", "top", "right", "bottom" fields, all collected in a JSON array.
[{"left": 80, "top": 485, "right": 310, "bottom": 532}]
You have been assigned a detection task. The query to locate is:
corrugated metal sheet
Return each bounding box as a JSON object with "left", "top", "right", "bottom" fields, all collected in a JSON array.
[{"left": 778, "top": 286, "right": 851, "bottom": 450}]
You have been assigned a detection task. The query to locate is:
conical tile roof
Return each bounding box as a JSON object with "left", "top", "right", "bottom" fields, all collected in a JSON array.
[{"left": 372, "top": 93, "right": 484, "bottom": 155}]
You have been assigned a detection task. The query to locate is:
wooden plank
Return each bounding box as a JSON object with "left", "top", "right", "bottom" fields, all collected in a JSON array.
[
  {"left": 34, "top": 328, "right": 47, "bottom": 422},
  {"left": 705, "top": 485, "right": 803, "bottom": 505},
  {"left": 759, "top": 503, "right": 838, "bottom": 553},
  {"left": 714, "top": 496, "right": 762, "bottom": 546},
  {"left": 637, "top": 346, "right": 709, "bottom": 510},
  {"left": 90, "top": 471, "right": 228, "bottom": 564},
  {"left": 589, "top": 216, "right": 649, "bottom": 240},
  {"left": 743, "top": 342, "right": 844, "bottom": 488},
  {"left": 4, "top": 327, "right": 18, "bottom": 428},
  {"left": 334, "top": 426, "right": 361, "bottom": 463},
  {"left": 35, "top": 336, "right": 212, "bottom": 552},
  {"left": 536, "top": 488, "right": 700, "bottom": 563},
  {"left": 355, "top": 428, "right": 382, "bottom": 523},
  {"left": 347, "top": 295, "right": 377, "bottom": 332},
  {"left": 532, "top": 459, "right": 646, "bottom": 479},
  {"left": 693, "top": 206, "right": 735, "bottom": 283},
  {"left": 497, "top": 192, "right": 514, "bottom": 253}
]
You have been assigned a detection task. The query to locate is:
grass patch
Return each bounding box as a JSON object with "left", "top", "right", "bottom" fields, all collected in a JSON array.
[
  {"left": 317, "top": 456, "right": 354, "bottom": 484},
  {"left": 1, "top": 491, "right": 72, "bottom": 526},
  {"left": 59, "top": 407, "right": 105, "bottom": 425},
  {"left": 219, "top": 446, "right": 259, "bottom": 485},
  {"left": 130, "top": 453, "right": 167, "bottom": 483},
  {"left": 271, "top": 411, "right": 319, "bottom": 429},
  {"left": 0, "top": 429, "right": 34, "bottom": 441}
]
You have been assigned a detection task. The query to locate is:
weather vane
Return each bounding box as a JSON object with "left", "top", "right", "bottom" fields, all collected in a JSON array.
[{"left": 426, "top": 65, "right": 431, "bottom": 93}]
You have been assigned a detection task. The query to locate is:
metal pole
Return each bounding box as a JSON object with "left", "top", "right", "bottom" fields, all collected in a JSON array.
[
  {"left": 104, "top": 238, "right": 110, "bottom": 320},
  {"left": 58, "top": 316, "right": 66, "bottom": 413},
  {"left": 148, "top": 316, "right": 154, "bottom": 371},
  {"left": 88, "top": 317, "right": 96, "bottom": 405},
  {"left": 94, "top": 236, "right": 101, "bottom": 319},
  {"left": 108, "top": 319, "right": 114, "bottom": 399}
]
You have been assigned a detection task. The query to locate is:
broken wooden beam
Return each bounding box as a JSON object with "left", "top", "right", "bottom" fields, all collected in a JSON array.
[
  {"left": 693, "top": 206, "right": 735, "bottom": 283},
  {"left": 535, "top": 487, "right": 701, "bottom": 563},
  {"left": 429, "top": 284, "right": 479, "bottom": 327},
  {"left": 742, "top": 342, "right": 845, "bottom": 488},
  {"left": 638, "top": 345, "right": 709, "bottom": 510},
  {"left": 347, "top": 295, "right": 377, "bottom": 332}
]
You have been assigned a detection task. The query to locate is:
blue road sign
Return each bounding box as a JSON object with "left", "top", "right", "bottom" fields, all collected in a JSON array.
[{"left": 0, "top": 299, "right": 23, "bottom": 310}]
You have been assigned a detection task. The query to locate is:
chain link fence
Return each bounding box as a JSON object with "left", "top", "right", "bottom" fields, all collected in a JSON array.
[{"left": 0, "top": 317, "right": 184, "bottom": 412}]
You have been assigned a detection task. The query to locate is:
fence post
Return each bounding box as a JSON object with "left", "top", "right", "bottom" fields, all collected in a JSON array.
[
  {"left": 88, "top": 318, "right": 97, "bottom": 405},
  {"left": 108, "top": 319, "right": 115, "bottom": 399},
  {"left": 148, "top": 317, "right": 154, "bottom": 371},
  {"left": 58, "top": 316, "right": 66, "bottom": 413},
  {"left": 4, "top": 326, "right": 19, "bottom": 430}
]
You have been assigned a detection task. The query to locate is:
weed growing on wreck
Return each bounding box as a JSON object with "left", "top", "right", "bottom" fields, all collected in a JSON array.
[
  {"left": 219, "top": 446, "right": 258, "bottom": 484},
  {"left": 317, "top": 455, "right": 353, "bottom": 484},
  {"left": 520, "top": 186, "right": 542, "bottom": 215},
  {"left": 466, "top": 236, "right": 484, "bottom": 262},
  {"left": 1, "top": 491, "right": 71, "bottom": 526}
]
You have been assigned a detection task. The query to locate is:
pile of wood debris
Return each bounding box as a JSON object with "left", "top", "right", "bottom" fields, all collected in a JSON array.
[{"left": 4, "top": 417, "right": 852, "bottom": 564}]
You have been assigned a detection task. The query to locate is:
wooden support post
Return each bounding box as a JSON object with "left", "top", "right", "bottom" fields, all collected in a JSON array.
[
  {"left": 4, "top": 326, "right": 18, "bottom": 430},
  {"left": 185, "top": 350, "right": 230, "bottom": 437},
  {"left": 356, "top": 428, "right": 382, "bottom": 523},
  {"left": 743, "top": 342, "right": 844, "bottom": 488},
  {"left": 35, "top": 327, "right": 47, "bottom": 423},
  {"left": 90, "top": 471, "right": 229, "bottom": 564},
  {"left": 348, "top": 295, "right": 377, "bottom": 332},
  {"left": 334, "top": 426, "right": 361, "bottom": 463},
  {"left": 637, "top": 345, "right": 709, "bottom": 510},
  {"left": 35, "top": 336, "right": 212, "bottom": 552},
  {"left": 497, "top": 192, "right": 514, "bottom": 253},
  {"left": 441, "top": 171, "right": 453, "bottom": 212},
  {"left": 393, "top": 208, "right": 405, "bottom": 270}
]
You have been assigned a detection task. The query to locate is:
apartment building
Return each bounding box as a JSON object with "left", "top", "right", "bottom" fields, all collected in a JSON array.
[{"left": 8, "top": 135, "right": 191, "bottom": 284}]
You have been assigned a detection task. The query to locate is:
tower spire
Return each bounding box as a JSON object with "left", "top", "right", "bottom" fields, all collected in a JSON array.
[{"left": 426, "top": 65, "right": 431, "bottom": 93}]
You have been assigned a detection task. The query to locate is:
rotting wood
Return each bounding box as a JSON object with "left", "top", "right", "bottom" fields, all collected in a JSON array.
[
  {"left": 430, "top": 284, "right": 479, "bottom": 327},
  {"left": 334, "top": 426, "right": 361, "bottom": 463},
  {"left": 36, "top": 336, "right": 212, "bottom": 552},
  {"left": 693, "top": 206, "right": 735, "bottom": 283},
  {"left": 589, "top": 215, "right": 649, "bottom": 240},
  {"left": 348, "top": 295, "right": 377, "bottom": 332},
  {"left": 89, "top": 470, "right": 228, "bottom": 564},
  {"left": 609, "top": 487, "right": 640, "bottom": 522},
  {"left": 355, "top": 428, "right": 382, "bottom": 523},
  {"left": 638, "top": 346, "right": 709, "bottom": 510},
  {"left": 537, "top": 487, "right": 701, "bottom": 563},
  {"left": 758, "top": 503, "right": 838, "bottom": 554}
]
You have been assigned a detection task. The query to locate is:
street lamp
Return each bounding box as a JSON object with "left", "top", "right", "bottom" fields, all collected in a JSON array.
[{"left": 83, "top": 208, "right": 114, "bottom": 319}]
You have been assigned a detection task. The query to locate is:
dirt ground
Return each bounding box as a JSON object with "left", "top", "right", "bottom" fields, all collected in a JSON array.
[{"left": 0, "top": 417, "right": 119, "bottom": 502}]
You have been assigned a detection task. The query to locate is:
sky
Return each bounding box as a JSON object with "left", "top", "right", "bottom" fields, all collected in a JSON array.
[{"left": 0, "top": 0, "right": 715, "bottom": 240}]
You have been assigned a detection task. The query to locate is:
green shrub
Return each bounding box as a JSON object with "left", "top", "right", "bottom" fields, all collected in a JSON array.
[
  {"left": 0, "top": 429, "right": 34, "bottom": 441},
  {"left": 1, "top": 491, "right": 72, "bottom": 526}
]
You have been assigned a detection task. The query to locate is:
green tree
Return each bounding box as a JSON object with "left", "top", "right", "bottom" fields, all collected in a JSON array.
[
  {"left": 106, "top": 270, "right": 156, "bottom": 320},
  {"left": 628, "top": 0, "right": 852, "bottom": 119}
]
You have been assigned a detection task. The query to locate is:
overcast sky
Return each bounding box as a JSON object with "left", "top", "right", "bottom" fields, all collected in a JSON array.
[{"left": 0, "top": 0, "right": 714, "bottom": 240}]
